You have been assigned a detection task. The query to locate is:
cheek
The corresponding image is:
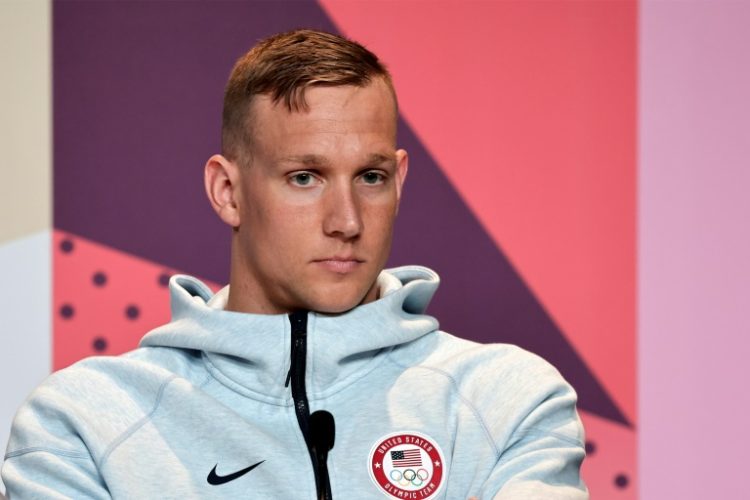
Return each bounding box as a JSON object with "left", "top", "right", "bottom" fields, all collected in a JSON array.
[
  {"left": 251, "top": 203, "right": 319, "bottom": 259},
  {"left": 245, "top": 182, "right": 313, "bottom": 229},
  {"left": 360, "top": 205, "right": 398, "bottom": 262},
  {"left": 362, "top": 193, "right": 399, "bottom": 230}
]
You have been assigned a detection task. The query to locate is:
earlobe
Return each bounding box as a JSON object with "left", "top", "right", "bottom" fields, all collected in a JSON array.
[{"left": 204, "top": 154, "right": 241, "bottom": 227}]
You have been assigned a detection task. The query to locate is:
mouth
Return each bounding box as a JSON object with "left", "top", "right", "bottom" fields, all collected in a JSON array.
[{"left": 313, "top": 257, "right": 365, "bottom": 274}]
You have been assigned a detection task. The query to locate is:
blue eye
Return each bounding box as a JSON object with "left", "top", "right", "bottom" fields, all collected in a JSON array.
[
  {"left": 362, "top": 171, "right": 384, "bottom": 185},
  {"left": 291, "top": 173, "right": 313, "bottom": 186}
]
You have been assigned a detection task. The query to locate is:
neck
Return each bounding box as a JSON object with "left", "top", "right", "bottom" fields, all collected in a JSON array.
[{"left": 225, "top": 238, "right": 286, "bottom": 314}]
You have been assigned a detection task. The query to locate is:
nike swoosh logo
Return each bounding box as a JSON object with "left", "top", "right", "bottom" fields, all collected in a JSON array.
[{"left": 207, "top": 460, "right": 265, "bottom": 485}]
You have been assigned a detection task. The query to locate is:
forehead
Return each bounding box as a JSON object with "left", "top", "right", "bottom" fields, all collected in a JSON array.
[{"left": 247, "top": 79, "right": 398, "bottom": 157}]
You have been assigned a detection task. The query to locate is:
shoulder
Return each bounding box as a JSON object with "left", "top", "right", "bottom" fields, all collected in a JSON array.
[
  {"left": 6, "top": 346, "right": 206, "bottom": 459},
  {"left": 391, "top": 331, "right": 568, "bottom": 391},
  {"left": 34, "top": 346, "right": 204, "bottom": 404},
  {"left": 390, "top": 332, "right": 583, "bottom": 445}
]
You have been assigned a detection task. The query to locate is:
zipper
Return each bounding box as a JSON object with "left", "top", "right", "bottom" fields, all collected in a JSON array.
[{"left": 286, "top": 311, "right": 332, "bottom": 500}]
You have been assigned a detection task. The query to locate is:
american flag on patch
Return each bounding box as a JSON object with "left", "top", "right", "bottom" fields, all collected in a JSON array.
[{"left": 391, "top": 448, "right": 423, "bottom": 467}]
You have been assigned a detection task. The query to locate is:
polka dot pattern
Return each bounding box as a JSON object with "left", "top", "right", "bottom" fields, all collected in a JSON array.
[
  {"left": 53, "top": 230, "right": 220, "bottom": 370},
  {"left": 60, "top": 239, "right": 74, "bottom": 253},
  {"left": 125, "top": 305, "right": 140, "bottom": 320},
  {"left": 585, "top": 440, "right": 596, "bottom": 455},
  {"left": 92, "top": 271, "right": 107, "bottom": 287},
  {"left": 92, "top": 337, "right": 108, "bottom": 352},
  {"left": 579, "top": 411, "right": 635, "bottom": 498},
  {"left": 60, "top": 304, "right": 75, "bottom": 319},
  {"left": 615, "top": 473, "right": 629, "bottom": 489}
]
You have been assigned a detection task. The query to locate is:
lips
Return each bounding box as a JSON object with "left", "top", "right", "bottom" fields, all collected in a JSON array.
[{"left": 313, "top": 256, "right": 365, "bottom": 274}]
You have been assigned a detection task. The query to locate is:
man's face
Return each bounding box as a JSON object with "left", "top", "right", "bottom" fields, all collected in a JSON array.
[{"left": 229, "top": 78, "right": 407, "bottom": 314}]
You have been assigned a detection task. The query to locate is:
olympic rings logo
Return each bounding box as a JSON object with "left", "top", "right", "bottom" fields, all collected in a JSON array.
[
  {"left": 388, "top": 468, "right": 430, "bottom": 487},
  {"left": 369, "top": 432, "right": 446, "bottom": 500}
]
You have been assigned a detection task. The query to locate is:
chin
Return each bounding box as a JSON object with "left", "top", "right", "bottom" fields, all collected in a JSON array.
[
  {"left": 304, "top": 285, "right": 373, "bottom": 314},
  {"left": 308, "top": 298, "right": 361, "bottom": 315}
]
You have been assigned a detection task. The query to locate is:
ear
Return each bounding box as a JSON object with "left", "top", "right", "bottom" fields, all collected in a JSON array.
[
  {"left": 204, "top": 154, "right": 242, "bottom": 227},
  {"left": 394, "top": 148, "right": 409, "bottom": 203}
]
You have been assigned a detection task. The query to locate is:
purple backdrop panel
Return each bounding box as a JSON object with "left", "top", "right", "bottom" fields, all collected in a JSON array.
[{"left": 54, "top": 0, "right": 338, "bottom": 281}]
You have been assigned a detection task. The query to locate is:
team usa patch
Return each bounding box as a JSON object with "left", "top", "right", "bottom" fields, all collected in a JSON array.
[{"left": 368, "top": 431, "right": 446, "bottom": 499}]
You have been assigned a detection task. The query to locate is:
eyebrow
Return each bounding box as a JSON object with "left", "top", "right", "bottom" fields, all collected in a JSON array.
[
  {"left": 278, "top": 153, "right": 396, "bottom": 168},
  {"left": 364, "top": 153, "right": 397, "bottom": 167},
  {"left": 278, "top": 154, "right": 331, "bottom": 168}
]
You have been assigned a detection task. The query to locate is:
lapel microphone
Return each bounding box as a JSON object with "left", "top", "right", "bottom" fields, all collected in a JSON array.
[
  {"left": 310, "top": 410, "right": 335, "bottom": 456},
  {"left": 310, "top": 410, "right": 335, "bottom": 499}
]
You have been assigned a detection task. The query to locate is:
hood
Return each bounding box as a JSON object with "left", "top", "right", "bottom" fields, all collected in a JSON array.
[{"left": 140, "top": 265, "right": 440, "bottom": 402}]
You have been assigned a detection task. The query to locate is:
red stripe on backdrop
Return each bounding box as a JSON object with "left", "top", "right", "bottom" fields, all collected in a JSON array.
[{"left": 321, "top": 0, "right": 637, "bottom": 424}]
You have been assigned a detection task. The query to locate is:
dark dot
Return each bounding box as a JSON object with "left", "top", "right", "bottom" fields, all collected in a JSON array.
[
  {"left": 125, "top": 304, "right": 140, "bottom": 320},
  {"left": 158, "top": 273, "right": 171, "bottom": 287},
  {"left": 614, "top": 474, "right": 629, "bottom": 489},
  {"left": 585, "top": 440, "right": 596, "bottom": 455},
  {"left": 92, "top": 337, "right": 108, "bottom": 352},
  {"left": 60, "top": 304, "right": 75, "bottom": 319},
  {"left": 60, "top": 239, "right": 74, "bottom": 253},
  {"left": 92, "top": 271, "right": 108, "bottom": 287}
]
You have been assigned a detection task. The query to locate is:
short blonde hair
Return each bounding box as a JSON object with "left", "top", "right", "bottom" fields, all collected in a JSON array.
[{"left": 221, "top": 29, "right": 395, "bottom": 165}]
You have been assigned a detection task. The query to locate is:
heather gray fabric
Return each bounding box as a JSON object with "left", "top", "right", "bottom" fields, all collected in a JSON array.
[{"left": 2, "top": 266, "right": 587, "bottom": 499}]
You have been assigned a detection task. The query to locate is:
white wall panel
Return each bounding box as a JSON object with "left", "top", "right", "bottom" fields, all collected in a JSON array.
[{"left": 0, "top": 231, "right": 52, "bottom": 494}]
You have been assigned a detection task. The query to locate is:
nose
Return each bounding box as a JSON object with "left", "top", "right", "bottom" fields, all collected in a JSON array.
[{"left": 322, "top": 182, "right": 363, "bottom": 240}]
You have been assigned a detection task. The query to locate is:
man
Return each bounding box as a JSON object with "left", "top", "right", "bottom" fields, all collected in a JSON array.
[{"left": 2, "top": 30, "right": 587, "bottom": 499}]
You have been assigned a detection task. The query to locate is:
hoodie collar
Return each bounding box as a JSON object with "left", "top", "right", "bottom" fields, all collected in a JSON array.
[{"left": 139, "top": 266, "right": 440, "bottom": 402}]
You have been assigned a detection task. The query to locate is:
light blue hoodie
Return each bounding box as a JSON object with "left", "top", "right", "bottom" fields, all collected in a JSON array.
[{"left": 2, "top": 266, "right": 587, "bottom": 499}]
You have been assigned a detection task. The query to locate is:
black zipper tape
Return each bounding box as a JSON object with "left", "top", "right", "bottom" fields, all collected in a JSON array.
[{"left": 288, "top": 311, "right": 332, "bottom": 500}]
